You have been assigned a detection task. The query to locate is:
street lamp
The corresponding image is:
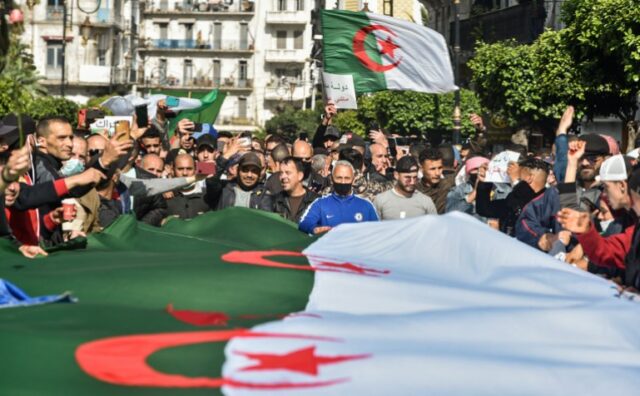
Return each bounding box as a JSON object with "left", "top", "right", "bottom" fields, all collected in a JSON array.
[
  {"left": 452, "top": 0, "right": 462, "bottom": 145},
  {"left": 80, "top": 16, "right": 92, "bottom": 46}
]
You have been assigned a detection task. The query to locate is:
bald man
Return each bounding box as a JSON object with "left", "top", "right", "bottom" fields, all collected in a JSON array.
[
  {"left": 141, "top": 154, "right": 164, "bottom": 178},
  {"left": 292, "top": 139, "right": 314, "bottom": 183},
  {"left": 368, "top": 143, "right": 392, "bottom": 183},
  {"left": 166, "top": 154, "right": 209, "bottom": 219}
]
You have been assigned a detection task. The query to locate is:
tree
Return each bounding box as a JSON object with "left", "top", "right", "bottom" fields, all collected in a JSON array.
[
  {"left": 264, "top": 106, "right": 321, "bottom": 140},
  {"left": 561, "top": 0, "right": 640, "bottom": 149},
  {"left": 332, "top": 89, "right": 482, "bottom": 138},
  {"left": 27, "top": 97, "right": 80, "bottom": 127},
  {"left": 469, "top": 31, "right": 585, "bottom": 130}
]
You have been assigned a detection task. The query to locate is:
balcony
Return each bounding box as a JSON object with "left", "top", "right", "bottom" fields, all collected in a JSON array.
[
  {"left": 264, "top": 81, "right": 308, "bottom": 101},
  {"left": 139, "top": 39, "right": 254, "bottom": 55},
  {"left": 143, "top": 0, "right": 254, "bottom": 16},
  {"left": 265, "top": 49, "right": 307, "bottom": 63},
  {"left": 141, "top": 75, "right": 253, "bottom": 92},
  {"left": 265, "top": 10, "right": 307, "bottom": 24},
  {"left": 220, "top": 116, "right": 255, "bottom": 126},
  {"left": 44, "top": 66, "right": 132, "bottom": 86}
]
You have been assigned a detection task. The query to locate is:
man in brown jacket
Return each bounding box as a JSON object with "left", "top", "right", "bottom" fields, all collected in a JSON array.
[{"left": 417, "top": 148, "right": 454, "bottom": 214}]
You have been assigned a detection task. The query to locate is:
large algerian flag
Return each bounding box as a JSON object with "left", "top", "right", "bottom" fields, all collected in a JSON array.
[
  {"left": 2, "top": 210, "right": 640, "bottom": 395},
  {"left": 321, "top": 10, "right": 457, "bottom": 95}
]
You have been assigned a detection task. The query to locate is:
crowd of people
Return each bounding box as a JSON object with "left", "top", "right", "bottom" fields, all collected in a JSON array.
[{"left": 2, "top": 99, "right": 640, "bottom": 291}]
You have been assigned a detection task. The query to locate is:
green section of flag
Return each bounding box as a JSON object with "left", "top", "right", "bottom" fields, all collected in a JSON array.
[
  {"left": 321, "top": 10, "right": 386, "bottom": 94},
  {"left": 150, "top": 89, "right": 227, "bottom": 136},
  {"left": 0, "top": 209, "right": 314, "bottom": 396}
]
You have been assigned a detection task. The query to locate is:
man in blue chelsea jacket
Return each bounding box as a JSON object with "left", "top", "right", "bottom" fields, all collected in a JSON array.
[{"left": 298, "top": 160, "right": 379, "bottom": 234}]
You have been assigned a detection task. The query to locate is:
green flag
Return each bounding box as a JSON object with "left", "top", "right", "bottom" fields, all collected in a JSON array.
[
  {"left": 151, "top": 89, "right": 227, "bottom": 136},
  {"left": 0, "top": 209, "right": 314, "bottom": 396}
]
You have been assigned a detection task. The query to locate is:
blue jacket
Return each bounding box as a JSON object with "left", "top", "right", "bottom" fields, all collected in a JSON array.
[
  {"left": 298, "top": 193, "right": 379, "bottom": 234},
  {"left": 515, "top": 187, "right": 561, "bottom": 248}
]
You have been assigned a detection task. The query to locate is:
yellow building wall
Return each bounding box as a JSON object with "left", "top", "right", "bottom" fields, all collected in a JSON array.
[{"left": 343, "top": 1, "right": 416, "bottom": 22}]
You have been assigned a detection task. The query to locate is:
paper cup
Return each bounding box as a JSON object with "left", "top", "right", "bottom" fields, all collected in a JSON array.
[{"left": 62, "top": 199, "right": 76, "bottom": 222}]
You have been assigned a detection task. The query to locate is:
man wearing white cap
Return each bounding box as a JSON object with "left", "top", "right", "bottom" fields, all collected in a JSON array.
[{"left": 557, "top": 154, "right": 636, "bottom": 274}]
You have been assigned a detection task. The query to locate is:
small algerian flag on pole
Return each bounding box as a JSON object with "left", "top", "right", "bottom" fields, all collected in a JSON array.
[{"left": 321, "top": 9, "right": 457, "bottom": 95}]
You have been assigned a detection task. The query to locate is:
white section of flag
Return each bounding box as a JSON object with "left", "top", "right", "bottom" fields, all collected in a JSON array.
[
  {"left": 222, "top": 213, "right": 640, "bottom": 395},
  {"left": 367, "top": 13, "right": 457, "bottom": 94}
]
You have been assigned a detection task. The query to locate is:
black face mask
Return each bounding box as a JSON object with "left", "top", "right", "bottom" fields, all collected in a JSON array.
[
  {"left": 333, "top": 182, "right": 352, "bottom": 196},
  {"left": 468, "top": 173, "right": 478, "bottom": 186}
]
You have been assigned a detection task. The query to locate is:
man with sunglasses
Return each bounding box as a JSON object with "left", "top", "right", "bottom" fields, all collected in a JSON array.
[
  {"left": 205, "top": 137, "right": 273, "bottom": 212},
  {"left": 373, "top": 156, "right": 436, "bottom": 220}
]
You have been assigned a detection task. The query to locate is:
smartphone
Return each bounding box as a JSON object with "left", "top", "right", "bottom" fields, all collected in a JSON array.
[
  {"left": 196, "top": 162, "right": 216, "bottom": 176},
  {"left": 192, "top": 123, "right": 203, "bottom": 132},
  {"left": 369, "top": 121, "right": 380, "bottom": 132},
  {"left": 135, "top": 105, "right": 149, "bottom": 128},
  {"left": 388, "top": 136, "right": 397, "bottom": 158},
  {"left": 166, "top": 96, "right": 180, "bottom": 107},
  {"left": 114, "top": 120, "right": 131, "bottom": 142},
  {"left": 217, "top": 140, "right": 226, "bottom": 152}
]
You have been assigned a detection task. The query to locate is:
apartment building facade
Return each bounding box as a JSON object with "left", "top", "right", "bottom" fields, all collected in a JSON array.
[
  {"left": 137, "top": 0, "right": 315, "bottom": 131},
  {"left": 19, "top": 0, "right": 134, "bottom": 103}
]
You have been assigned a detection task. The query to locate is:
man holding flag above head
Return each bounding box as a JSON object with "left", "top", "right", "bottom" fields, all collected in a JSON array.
[{"left": 321, "top": 9, "right": 457, "bottom": 95}]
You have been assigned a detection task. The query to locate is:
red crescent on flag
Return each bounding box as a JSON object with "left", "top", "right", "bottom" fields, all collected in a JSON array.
[
  {"left": 352, "top": 25, "right": 401, "bottom": 72},
  {"left": 75, "top": 330, "right": 345, "bottom": 389}
]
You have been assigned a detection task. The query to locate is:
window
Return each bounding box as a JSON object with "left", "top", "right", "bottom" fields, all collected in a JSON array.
[
  {"left": 276, "top": 31, "right": 287, "bottom": 49},
  {"left": 239, "top": 23, "right": 249, "bottom": 50},
  {"left": 295, "top": 0, "right": 304, "bottom": 11},
  {"left": 213, "top": 22, "right": 222, "bottom": 49},
  {"left": 97, "top": 34, "right": 109, "bottom": 66},
  {"left": 183, "top": 59, "right": 193, "bottom": 85},
  {"left": 383, "top": 0, "right": 393, "bottom": 16},
  {"left": 293, "top": 30, "right": 303, "bottom": 50},
  {"left": 159, "top": 59, "right": 167, "bottom": 82},
  {"left": 238, "top": 60, "right": 247, "bottom": 82},
  {"left": 159, "top": 23, "right": 168, "bottom": 40},
  {"left": 277, "top": 0, "right": 287, "bottom": 11},
  {"left": 212, "top": 59, "right": 221, "bottom": 85},
  {"left": 238, "top": 97, "right": 247, "bottom": 118},
  {"left": 185, "top": 24, "right": 193, "bottom": 41},
  {"left": 46, "top": 0, "right": 64, "bottom": 19},
  {"left": 46, "top": 41, "right": 63, "bottom": 69}
]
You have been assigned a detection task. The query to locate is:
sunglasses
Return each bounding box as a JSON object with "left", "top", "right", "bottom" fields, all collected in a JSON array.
[{"left": 88, "top": 149, "right": 103, "bottom": 157}]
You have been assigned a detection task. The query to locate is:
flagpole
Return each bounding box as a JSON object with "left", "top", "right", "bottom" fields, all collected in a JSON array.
[{"left": 452, "top": 0, "right": 461, "bottom": 145}]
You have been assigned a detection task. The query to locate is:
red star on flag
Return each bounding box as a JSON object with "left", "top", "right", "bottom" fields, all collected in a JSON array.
[
  {"left": 378, "top": 36, "right": 400, "bottom": 58},
  {"left": 235, "top": 346, "right": 370, "bottom": 376}
]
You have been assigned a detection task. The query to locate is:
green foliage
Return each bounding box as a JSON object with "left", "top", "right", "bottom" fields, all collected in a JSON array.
[
  {"left": 561, "top": 0, "right": 640, "bottom": 121},
  {"left": 469, "top": 0, "right": 640, "bottom": 127},
  {"left": 264, "top": 106, "right": 321, "bottom": 139},
  {"left": 332, "top": 89, "right": 481, "bottom": 137},
  {"left": 27, "top": 96, "right": 79, "bottom": 127}
]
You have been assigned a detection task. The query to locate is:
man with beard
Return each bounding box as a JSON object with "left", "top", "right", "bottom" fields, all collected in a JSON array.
[
  {"left": 417, "top": 148, "right": 455, "bottom": 214},
  {"left": 298, "top": 160, "right": 378, "bottom": 234},
  {"left": 205, "top": 138, "right": 273, "bottom": 211},
  {"left": 165, "top": 154, "right": 209, "bottom": 219},
  {"left": 373, "top": 156, "right": 437, "bottom": 220}
]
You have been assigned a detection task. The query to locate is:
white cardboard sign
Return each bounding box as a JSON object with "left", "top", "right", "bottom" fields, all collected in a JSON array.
[
  {"left": 485, "top": 150, "right": 521, "bottom": 183},
  {"left": 322, "top": 71, "right": 358, "bottom": 109}
]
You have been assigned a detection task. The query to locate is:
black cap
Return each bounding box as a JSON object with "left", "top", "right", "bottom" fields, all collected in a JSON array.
[
  {"left": 347, "top": 133, "right": 366, "bottom": 148},
  {"left": 3, "top": 114, "right": 36, "bottom": 136},
  {"left": 324, "top": 125, "right": 340, "bottom": 140},
  {"left": 197, "top": 134, "right": 216, "bottom": 150},
  {"left": 0, "top": 121, "right": 18, "bottom": 146},
  {"left": 580, "top": 134, "right": 610, "bottom": 156},
  {"left": 238, "top": 152, "right": 262, "bottom": 169},
  {"left": 396, "top": 155, "right": 419, "bottom": 173}
]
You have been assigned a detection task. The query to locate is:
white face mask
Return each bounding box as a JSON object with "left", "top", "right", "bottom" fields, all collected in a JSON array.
[
  {"left": 599, "top": 219, "right": 614, "bottom": 232},
  {"left": 60, "top": 158, "right": 85, "bottom": 176}
]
